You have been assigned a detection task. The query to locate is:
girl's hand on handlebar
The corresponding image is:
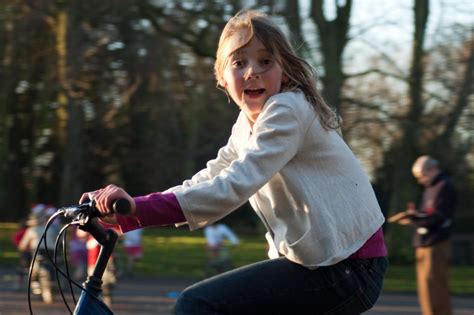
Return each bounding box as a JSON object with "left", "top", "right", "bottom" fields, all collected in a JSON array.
[{"left": 79, "top": 184, "right": 136, "bottom": 224}]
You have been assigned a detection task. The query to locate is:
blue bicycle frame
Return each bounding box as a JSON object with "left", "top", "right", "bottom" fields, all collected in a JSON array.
[{"left": 74, "top": 289, "right": 113, "bottom": 315}]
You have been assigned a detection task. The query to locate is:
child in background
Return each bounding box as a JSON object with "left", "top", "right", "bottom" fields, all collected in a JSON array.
[
  {"left": 18, "top": 204, "right": 56, "bottom": 304},
  {"left": 81, "top": 10, "right": 388, "bottom": 314},
  {"left": 86, "top": 233, "right": 117, "bottom": 307},
  {"left": 122, "top": 229, "right": 143, "bottom": 277},
  {"left": 11, "top": 218, "right": 31, "bottom": 290},
  {"left": 69, "top": 227, "right": 88, "bottom": 281},
  {"left": 204, "top": 223, "right": 239, "bottom": 277}
]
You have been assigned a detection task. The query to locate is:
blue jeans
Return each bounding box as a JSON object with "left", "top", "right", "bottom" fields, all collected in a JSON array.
[{"left": 175, "top": 256, "right": 388, "bottom": 314}]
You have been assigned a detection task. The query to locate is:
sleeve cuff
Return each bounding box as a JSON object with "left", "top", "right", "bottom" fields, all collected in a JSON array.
[
  {"left": 116, "top": 192, "right": 186, "bottom": 233},
  {"left": 116, "top": 213, "right": 142, "bottom": 233}
]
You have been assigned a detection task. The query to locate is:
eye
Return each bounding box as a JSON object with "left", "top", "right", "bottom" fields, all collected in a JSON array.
[
  {"left": 231, "top": 59, "right": 246, "bottom": 68},
  {"left": 260, "top": 58, "right": 274, "bottom": 68}
]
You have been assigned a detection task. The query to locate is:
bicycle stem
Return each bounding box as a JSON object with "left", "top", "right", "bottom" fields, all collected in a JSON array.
[{"left": 79, "top": 217, "right": 118, "bottom": 294}]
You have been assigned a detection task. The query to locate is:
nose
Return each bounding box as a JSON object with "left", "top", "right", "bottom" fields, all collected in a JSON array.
[{"left": 244, "top": 62, "right": 263, "bottom": 80}]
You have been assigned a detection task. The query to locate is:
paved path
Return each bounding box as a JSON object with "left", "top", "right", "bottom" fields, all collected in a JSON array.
[
  {"left": 1, "top": 269, "right": 472, "bottom": 314},
  {"left": 369, "top": 293, "right": 473, "bottom": 315}
]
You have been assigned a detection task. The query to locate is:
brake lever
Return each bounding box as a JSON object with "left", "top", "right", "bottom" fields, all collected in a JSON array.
[{"left": 60, "top": 201, "right": 94, "bottom": 219}]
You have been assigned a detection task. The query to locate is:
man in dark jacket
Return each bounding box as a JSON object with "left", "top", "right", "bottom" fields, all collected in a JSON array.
[{"left": 401, "top": 155, "right": 457, "bottom": 315}]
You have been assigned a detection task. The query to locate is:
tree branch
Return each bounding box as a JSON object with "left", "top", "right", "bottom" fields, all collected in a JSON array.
[
  {"left": 434, "top": 39, "right": 474, "bottom": 148},
  {"left": 345, "top": 68, "right": 450, "bottom": 104},
  {"left": 137, "top": 2, "right": 216, "bottom": 59},
  {"left": 342, "top": 96, "right": 400, "bottom": 119}
]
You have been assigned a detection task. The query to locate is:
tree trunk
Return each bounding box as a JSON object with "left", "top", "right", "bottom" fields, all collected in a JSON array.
[
  {"left": 283, "top": 0, "right": 310, "bottom": 59},
  {"left": 58, "top": 2, "right": 84, "bottom": 205},
  {"left": 0, "top": 16, "right": 13, "bottom": 215},
  {"left": 0, "top": 4, "right": 40, "bottom": 219},
  {"left": 310, "top": 0, "right": 352, "bottom": 113},
  {"left": 387, "top": 0, "right": 430, "bottom": 215}
]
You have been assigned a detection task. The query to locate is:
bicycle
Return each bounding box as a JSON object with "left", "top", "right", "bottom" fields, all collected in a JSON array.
[{"left": 27, "top": 198, "right": 131, "bottom": 315}]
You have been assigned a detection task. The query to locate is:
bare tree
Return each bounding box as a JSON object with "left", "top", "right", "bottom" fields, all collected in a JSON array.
[{"left": 310, "top": 0, "right": 352, "bottom": 112}]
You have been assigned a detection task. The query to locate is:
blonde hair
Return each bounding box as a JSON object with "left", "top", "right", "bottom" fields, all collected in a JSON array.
[{"left": 214, "top": 10, "right": 339, "bottom": 130}]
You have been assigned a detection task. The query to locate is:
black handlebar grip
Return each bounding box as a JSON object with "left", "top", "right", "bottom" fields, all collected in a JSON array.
[{"left": 112, "top": 198, "right": 131, "bottom": 215}]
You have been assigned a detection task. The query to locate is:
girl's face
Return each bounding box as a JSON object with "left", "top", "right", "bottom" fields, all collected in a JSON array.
[{"left": 220, "top": 36, "right": 287, "bottom": 126}]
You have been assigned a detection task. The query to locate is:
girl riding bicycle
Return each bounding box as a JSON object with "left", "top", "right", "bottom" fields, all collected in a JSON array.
[{"left": 82, "top": 10, "right": 388, "bottom": 314}]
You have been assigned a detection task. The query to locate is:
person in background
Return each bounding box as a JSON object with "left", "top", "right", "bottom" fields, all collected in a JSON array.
[
  {"left": 122, "top": 228, "right": 143, "bottom": 277},
  {"left": 204, "top": 222, "right": 239, "bottom": 277},
  {"left": 80, "top": 10, "right": 388, "bottom": 314},
  {"left": 11, "top": 218, "right": 31, "bottom": 290},
  {"left": 69, "top": 227, "right": 88, "bottom": 282},
  {"left": 86, "top": 232, "right": 117, "bottom": 307},
  {"left": 18, "top": 204, "right": 56, "bottom": 304},
  {"left": 397, "top": 155, "right": 457, "bottom": 315}
]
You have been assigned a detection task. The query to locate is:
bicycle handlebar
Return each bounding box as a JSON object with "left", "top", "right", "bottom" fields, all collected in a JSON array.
[
  {"left": 60, "top": 198, "right": 131, "bottom": 219},
  {"left": 27, "top": 198, "right": 131, "bottom": 314},
  {"left": 112, "top": 198, "right": 132, "bottom": 215}
]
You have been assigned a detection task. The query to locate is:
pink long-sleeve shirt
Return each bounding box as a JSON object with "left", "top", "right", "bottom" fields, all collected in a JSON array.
[{"left": 116, "top": 192, "right": 387, "bottom": 259}]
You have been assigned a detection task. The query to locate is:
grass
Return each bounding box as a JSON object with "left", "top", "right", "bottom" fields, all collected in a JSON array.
[
  {"left": 129, "top": 227, "right": 268, "bottom": 278},
  {"left": 1, "top": 222, "right": 473, "bottom": 295}
]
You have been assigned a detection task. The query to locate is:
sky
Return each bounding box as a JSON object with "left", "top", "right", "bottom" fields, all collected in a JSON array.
[
  {"left": 295, "top": 0, "right": 473, "bottom": 176},
  {"left": 298, "top": 0, "right": 473, "bottom": 73}
]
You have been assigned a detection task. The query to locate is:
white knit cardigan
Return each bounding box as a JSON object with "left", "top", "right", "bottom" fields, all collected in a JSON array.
[{"left": 167, "top": 91, "right": 385, "bottom": 268}]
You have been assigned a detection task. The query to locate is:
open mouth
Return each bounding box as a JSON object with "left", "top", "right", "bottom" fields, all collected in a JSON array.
[{"left": 244, "top": 88, "right": 265, "bottom": 96}]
